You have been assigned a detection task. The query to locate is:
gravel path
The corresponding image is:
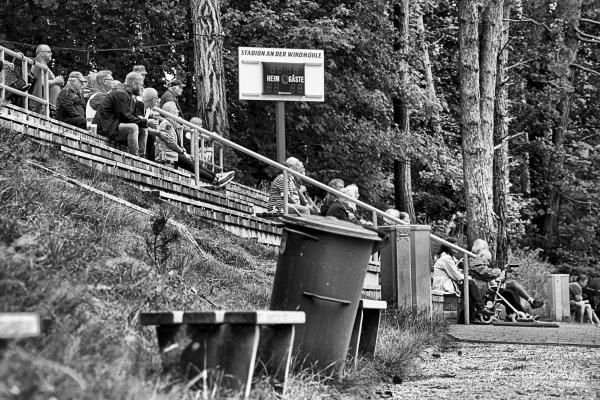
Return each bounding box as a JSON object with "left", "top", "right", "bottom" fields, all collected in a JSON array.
[{"left": 376, "top": 341, "right": 600, "bottom": 399}]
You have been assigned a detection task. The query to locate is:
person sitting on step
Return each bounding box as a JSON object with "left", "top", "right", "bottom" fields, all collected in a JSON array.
[
  {"left": 326, "top": 184, "right": 360, "bottom": 222},
  {"left": 155, "top": 101, "right": 234, "bottom": 187},
  {"left": 267, "top": 157, "right": 311, "bottom": 215},
  {"left": 570, "top": 275, "right": 600, "bottom": 326}
]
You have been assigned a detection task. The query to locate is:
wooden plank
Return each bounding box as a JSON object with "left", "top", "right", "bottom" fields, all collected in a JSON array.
[
  {"left": 0, "top": 313, "right": 41, "bottom": 339},
  {"left": 140, "top": 311, "right": 304, "bottom": 326},
  {"left": 360, "top": 299, "right": 387, "bottom": 310}
]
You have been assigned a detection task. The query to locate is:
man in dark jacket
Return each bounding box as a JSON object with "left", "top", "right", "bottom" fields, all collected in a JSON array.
[
  {"left": 160, "top": 79, "right": 185, "bottom": 117},
  {"left": 93, "top": 72, "right": 157, "bottom": 157},
  {"left": 56, "top": 71, "right": 88, "bottom": 129}
]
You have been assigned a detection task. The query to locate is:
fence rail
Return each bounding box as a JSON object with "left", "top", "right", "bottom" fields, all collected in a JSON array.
[{"left": 0, "top": 45, "right": 50, "bottom": 117}]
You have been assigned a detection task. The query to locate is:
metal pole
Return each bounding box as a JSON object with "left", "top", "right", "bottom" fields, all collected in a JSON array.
[
  {"left": 276, "top": 101, "right": 285, "bottom": 163},
  {"left": 463, "top": 255, "right": 470, "bottom": 325},
  {"left": 192, "top": 129, "right": 199, "bottom": 186},
  {"left": 282, "top": 169, "right": 289, "bottom": 215}
]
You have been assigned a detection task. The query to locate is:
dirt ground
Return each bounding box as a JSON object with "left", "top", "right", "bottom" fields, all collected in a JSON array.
[{"left": 375, "top": 342, "right": 600, "bottom": 399}]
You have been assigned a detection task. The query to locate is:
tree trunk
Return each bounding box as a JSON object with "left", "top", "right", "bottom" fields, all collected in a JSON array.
[
  {"left": 459, "top": 0, "right": 498, "bottom": 249},
  {"left": 190, "top": 0, "right": 230, "bottom": 137},
  {"left": 392, "top": 0, "right": 415, "bottom": 221},
  {"left": 543, "top": 0, "right": 582, "bottom": 236},
  {"left": 493, "top": 4, "right": 510, "bottom": 268},
  {"left": 415, "top": 9, "right": 439, "bottom": 115}
]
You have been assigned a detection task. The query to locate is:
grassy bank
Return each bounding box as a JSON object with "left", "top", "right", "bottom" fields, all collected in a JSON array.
[{"left": 0, "top": 126, "right": 448, "bottom": 399}]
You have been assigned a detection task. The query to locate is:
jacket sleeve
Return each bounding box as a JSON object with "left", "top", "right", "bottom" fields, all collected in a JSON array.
[
  {"left": 57, "top": 90, "right": 84, "bottom": 118},
  {"left": 114, "top": 91, "right": 148, "bottom": 127},
  {"left": 469, "top": 258, "right": 501, "bottom": 281}
]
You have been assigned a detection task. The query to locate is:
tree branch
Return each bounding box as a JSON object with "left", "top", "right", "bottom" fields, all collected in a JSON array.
[
  {"left": 581, "top": 18, "right": 600, "bottom": 26},
  {"left": 571, "top": 63, "right": 600, "bottom": 77},
  {"left": 577, "top": 35, "right": 600, "bottom": 44},
  {"left": 503, "top": 17, "right": 551, "bottom": 31},
  {"left": 575, "top": 27, "right": 600, "bottom": 40}
]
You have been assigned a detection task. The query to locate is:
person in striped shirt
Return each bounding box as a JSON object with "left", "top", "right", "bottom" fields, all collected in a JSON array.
[{"left": 267, "top": 157, "right": 311, "bottom": 215}]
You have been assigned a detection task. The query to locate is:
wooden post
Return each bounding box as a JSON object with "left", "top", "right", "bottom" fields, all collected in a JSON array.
[{"left": 547, "top": 274, "right": 570, "bottom": 321}]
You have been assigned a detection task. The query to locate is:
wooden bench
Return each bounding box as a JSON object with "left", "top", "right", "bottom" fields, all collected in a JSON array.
[
  {"left": 348, "top": 299, "right": 387, "bottom": 367},
  {"left": 0, "top": 313, "right": 41, "bottom": 360},
  {"left": 140, "top": 310, "right": 305, "bottom": 399}
]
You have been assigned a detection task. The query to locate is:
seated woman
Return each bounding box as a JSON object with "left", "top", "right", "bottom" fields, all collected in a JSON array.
[
  {"left": 469, "top": 239, "right": 539, "bottom": 321},
  {"left": 326, "top": 184, "right": 360, "bottom": 222},
  {"left": 570, "top": 275, "right": 600, "bottom": 326},
  {"left": 431, "top": 239, "right": 494, "bottom": 321},
  {"left": 154, "top": 102, "right": 234, "bottom": 187}
]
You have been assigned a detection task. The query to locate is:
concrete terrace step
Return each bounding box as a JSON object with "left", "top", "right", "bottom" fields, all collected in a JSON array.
[
  {"left": 156, "top": 190, "right": 282, "bottom": 246},
  {"left": 0, "top": 105, "right": 269, "bottom": 214}
]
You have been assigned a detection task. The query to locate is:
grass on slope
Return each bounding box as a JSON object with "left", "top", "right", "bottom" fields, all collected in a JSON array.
[{"left": 0, "top": 126, "right": 448, "bottom": 399}]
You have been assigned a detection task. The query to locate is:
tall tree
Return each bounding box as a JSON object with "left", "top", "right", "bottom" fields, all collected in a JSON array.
[
  {"left": 458, "top": 0, "right": 503, "bottom": 250},
  {"left": 543, "top": 0, "right": 583, "bottom": 237},
  {"left": 393, "top": 0, "right": 416, "bottom": 221},
  {"left": 191, "top": 0, "right": 230, "bottom": 137},
  {"left": 493, "top": 3, "right": 511, "bottom": 267}
]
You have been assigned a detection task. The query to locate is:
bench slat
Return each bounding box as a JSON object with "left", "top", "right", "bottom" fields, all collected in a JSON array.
[
  {"left": 0, "top": 313, "right": 41, "bottom": 339},
  {"left": 140, "top": 311, "right": 305, "bottom": 326}
]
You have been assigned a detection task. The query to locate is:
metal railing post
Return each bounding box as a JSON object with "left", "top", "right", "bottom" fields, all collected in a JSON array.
[
  {"left": 282, "top": 169, "right": 289, "bottom": 215},
  {"left": 193, "top": 129, "right": 200, "bottom": 186},
  {"left": 463, "top": 255, "right": 470, "bottom": 324}
]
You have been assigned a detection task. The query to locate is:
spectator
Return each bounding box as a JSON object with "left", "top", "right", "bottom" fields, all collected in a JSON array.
[
  {"left": 140, "top": 87, "right": 161, "bottom": 161},
  {"left": 570, "top": 275, "right": 599, "bottom": 326},
  {"left": 30, "top": 44, "right": 64, "bottom": 115},
  {"left": 111, "top": 80, "right": 122, "bottom": 91},
  {"left": 320, "top": 178, "right": 344, "bottom": 216},
  {"left": 431, "top": 238, "right": 494, "bottom": 321},
  {"left": 86, "top": 69, "right": 113, "bottom": 124},
  {"left": 55, "top": 71, "right": 88, "bottom": 129},
  {"left": 326, "top": 184, "right": 359, "bottom": 222},
  {"left": 160, "top": 79, "right": 185, "bottom": 117},
  {"left": 383, "top": 208, "right": 410, "bottom": 225},
  {"left": 155, "top": 101, "right": 235, "bottom": 187},
  {"left": 132, "top": 65, "right": 148, "bottom": 78},
  {"left": 189, "top": 116, "right": 215, "bottom": 165},
  {"left": 267, "top": 157, "right": 311, "bottom": 215},
  {"left": 93, "top": 72, "right": 157, "bottom": 157}
]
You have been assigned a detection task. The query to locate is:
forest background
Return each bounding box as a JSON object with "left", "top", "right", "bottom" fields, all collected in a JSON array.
[{"left": 0, "top": 0, "right": 598, "bottom": 275}]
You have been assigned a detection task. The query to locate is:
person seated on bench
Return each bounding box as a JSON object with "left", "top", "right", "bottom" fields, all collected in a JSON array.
[
  {"left": 326, "top": 184, "right": 360, "bottom": 222},
  {"left": 570, "top": 275, "right": 600, "bottom": 326},
  {"left": 267, "top": 157, "right": 311, "bottom": 215},
  {"left": 431, "top": 238, "right": 494, "bottom": 321},
  {"left": 155, "top": 102, "right": 234, "bottom": 187},
  {"left": 85, "top": 69, "right": 113, "bottom": 125},
  {"left": 56, "top": 71, "right": 88, "bottom": 129},
  {"left": 319, "top": 178, "right": 344, "bottom": 216}
]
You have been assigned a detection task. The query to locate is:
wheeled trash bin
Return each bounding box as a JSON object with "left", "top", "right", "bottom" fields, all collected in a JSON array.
[{"left": 269, "top": 215, "right": 384, "bottom": 375}]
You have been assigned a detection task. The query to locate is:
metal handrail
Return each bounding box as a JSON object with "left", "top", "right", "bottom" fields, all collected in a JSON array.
[
  {"left": 0, "top": 45, "right": 51, "bottom": 117},
  {"left": 153, "top": 106, "right": 476, "bottom": 322}
]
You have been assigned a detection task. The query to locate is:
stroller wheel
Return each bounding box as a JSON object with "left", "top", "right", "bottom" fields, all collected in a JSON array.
[{"left": 478, "top": 314, "right": 495, "bottom": 324}]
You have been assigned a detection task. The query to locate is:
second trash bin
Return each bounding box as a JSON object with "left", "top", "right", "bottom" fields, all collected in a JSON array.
[{"left": 269, "top": 215, "right": 383, "bottom": 375}]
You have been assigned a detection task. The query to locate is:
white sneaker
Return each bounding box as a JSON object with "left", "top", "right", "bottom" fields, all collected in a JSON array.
[{"left": 214, "top": 171, "right": 235, "bottom": 187}]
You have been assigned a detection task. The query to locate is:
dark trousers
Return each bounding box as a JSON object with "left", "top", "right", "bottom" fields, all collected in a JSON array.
[
  {"left": 175, "top": 155, "right": 216, "bottom": 182},
  {"left": 60, "top": 116, "right": 87, "bottom": 130}
]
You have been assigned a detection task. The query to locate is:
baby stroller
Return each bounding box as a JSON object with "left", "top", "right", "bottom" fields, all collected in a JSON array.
[{"left": 477, "top": 264, "right": 537, "bottom": 324}]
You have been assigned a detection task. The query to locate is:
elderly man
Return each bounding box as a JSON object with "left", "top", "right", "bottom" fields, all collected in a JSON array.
[
  {"left": 56, "top": 71, "right": 88, "bottom": 129},
  {"left": 160, "top": 79, "right": 185, "bottom": 117},
  {"left": 267, "top": 157, "right": 311, "bottom": 215},
  {"left": 140, "top": 87, "right": 161, "bottom": 160},
  {"left": 93, "top": 72, "right": 157, "bottom": 157},
  {"left": 30, "top": 44, "right": 64, "bottom": 115},
  {"left": 132, "top": 65, "right": 148, "bottom": 78},
  {"left": 85, "top": 69, "right": 114, "bottom": 124}
]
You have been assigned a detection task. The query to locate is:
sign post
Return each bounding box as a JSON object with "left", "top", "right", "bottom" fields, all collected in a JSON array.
[
  {"left": 238, "top": 46, "right": 325, "bottom": 163},
  {"left": 238, "top": 47, "right": 324, "bottom": 214}
]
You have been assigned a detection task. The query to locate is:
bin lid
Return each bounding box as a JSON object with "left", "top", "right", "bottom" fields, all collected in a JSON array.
[{"left": 279, "top": 215, "right": 382, "bottom": 241}]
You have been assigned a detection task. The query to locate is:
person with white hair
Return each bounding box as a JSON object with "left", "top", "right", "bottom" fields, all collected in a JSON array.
[
  {"left": 325, "top": 184, "right": 360, "bottom": 222},
  {"left": 267, "top": 157, "right": 311, "bottom": 214},
  {"left": 55, "top": 71, "right": 88, "bottom": 129},
  {"left": 154, "top": 101, "right": 234, "bottom": 187}
]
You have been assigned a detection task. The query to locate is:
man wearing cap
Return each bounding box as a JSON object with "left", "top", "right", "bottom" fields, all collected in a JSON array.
[
  {"left": 160, "top": 78, "right": 185, "bottom": 117},
  {"left": 56, "top": 71, "right": 88, "bottom": 129},
  {"left": 93, "top": 72, "right": 158, "bottom": 157}
]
